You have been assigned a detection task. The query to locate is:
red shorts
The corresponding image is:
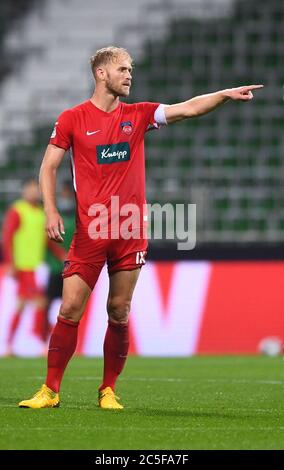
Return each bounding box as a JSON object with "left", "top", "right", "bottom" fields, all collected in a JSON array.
[
  {"left": 16, "top": 271, "right": 43, "bottom": 299},
  {"left": 62, "top": 228, "right": 148, "bottom": 290}
]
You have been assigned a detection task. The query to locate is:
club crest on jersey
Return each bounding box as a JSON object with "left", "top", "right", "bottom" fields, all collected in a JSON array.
[{"left": 120, "top": 121, "right": 133, "bottom": 135}]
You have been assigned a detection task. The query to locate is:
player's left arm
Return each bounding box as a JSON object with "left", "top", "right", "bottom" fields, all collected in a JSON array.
[{"left": 164, "top": 85, "right": 263, "bottom": 124}]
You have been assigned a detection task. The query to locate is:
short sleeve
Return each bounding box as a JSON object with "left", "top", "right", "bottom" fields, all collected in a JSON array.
[
  {"left": 49, "top": 109, "right": 73, "bottom": 150},
  {"left": 137, "top": 102, "right": 161, "bottom": 133}
]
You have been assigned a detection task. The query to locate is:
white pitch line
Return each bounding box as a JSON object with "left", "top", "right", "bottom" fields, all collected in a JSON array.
[
  {"left": 25, "top": 376, "right": 284, "bottom": 384},
  {"left": 0, "top": 426, "right": 284, "bottom": 433},
  {"left": 66, "top": 377, "right": 284, "bottom": 385},
  {"left": 1, "top": 403, "right": 282, "bottom": 415}
]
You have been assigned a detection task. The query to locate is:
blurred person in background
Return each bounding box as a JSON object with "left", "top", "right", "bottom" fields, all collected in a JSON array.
[
  {"left": 2, "top": 179, "right": 47, "bottom": 355},
  {"left": 2, "top": 179, "right": 66, "bottom": 355},
  {"left": 18, "top": 46, "right": 263, "bottom": 410},
  {"left": 44, "top": 180, "right": 75, "bottom": 340}
]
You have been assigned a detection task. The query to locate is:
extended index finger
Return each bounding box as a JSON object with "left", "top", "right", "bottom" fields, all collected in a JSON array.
[{"left": 245, "top": 84, "right": 264, "bottom": 90}]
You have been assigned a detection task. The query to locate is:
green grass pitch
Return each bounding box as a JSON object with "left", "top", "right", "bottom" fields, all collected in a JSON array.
[{"left": 0, "top": 356, "right": 283, "bottom": 450}]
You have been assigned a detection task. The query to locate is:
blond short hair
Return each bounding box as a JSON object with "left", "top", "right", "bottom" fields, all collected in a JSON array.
[{"left": 90, "top": 46, "right": 132, "bottom": 79}]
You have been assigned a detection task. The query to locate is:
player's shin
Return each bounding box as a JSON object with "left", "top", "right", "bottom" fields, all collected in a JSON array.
[
  {"left": 99, "top": 320, "right": 129, "bottom": 391},
  {"left": 45, "top": 316, "right": 79, "bottom": 393}
]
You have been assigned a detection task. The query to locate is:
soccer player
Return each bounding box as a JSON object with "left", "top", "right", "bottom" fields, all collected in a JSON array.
[
  {"left": 2, "top": 179, "right": 60, "bottom": 354},
  {"left": 18, "top": 46, "right": 263, "bottom": 409}
]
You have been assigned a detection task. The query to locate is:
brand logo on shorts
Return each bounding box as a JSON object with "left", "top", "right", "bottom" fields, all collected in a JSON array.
[
  {"left": 96, "top": 142, "right": 130, "bottom": 164},
  {"left": 63, "top": 261, "right": 71, "bottom": 272}
]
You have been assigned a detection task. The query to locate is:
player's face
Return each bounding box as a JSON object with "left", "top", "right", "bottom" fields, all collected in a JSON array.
[
  {"left": 104, "top": 54, "right": 132, "bottom": 97},
  {"left": 23, "top": 181, "right": 41, "bottom": 204}
]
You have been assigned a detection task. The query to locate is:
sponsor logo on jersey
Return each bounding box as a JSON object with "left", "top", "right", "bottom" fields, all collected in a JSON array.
[
  {"left": 120, "top": 120, "right": 133, "bottom": 135},
  {"left": 97, "top": 142, "right": 130, "bottom": 164}
]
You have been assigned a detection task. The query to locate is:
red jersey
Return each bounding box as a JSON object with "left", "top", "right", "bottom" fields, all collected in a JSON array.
[{"left": 49, "top": 100, "right": 160, "bottom": 236}]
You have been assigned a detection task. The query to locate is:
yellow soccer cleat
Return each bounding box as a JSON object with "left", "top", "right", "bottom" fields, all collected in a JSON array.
[
  {"left": 18, "top": 384, "right": 60, "bottom": 409},
  {"left": 98, "top": 387, "right": 124, "bottom": 410}
]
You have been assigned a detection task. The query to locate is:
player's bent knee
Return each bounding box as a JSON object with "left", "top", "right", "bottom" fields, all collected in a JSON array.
[
  {"left": 107, "top": 298, "right": 131, "bottom": 323},
  {"left": 59, "top": 299, "right": 83, "bottom": 321}
]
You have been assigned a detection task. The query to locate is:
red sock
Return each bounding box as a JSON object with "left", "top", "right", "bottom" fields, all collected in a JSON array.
[
  {"left": 7, "top": 310, "right": 22, "bottom": 345},
  {"left": 45, "top": 316, "right": 79, "bottom": 393},
  {"left": 99, "top": 320, "right": 129, "bottom": 391}
]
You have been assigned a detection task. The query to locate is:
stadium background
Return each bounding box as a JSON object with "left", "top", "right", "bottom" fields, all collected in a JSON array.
[{"left": 0, "top": 0, "right": 283, "bottom": 357}]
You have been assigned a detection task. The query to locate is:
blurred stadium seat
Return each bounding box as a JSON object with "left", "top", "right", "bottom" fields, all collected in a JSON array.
[{"left": 0, "top": 0, "right": 283, "bottom": 245}]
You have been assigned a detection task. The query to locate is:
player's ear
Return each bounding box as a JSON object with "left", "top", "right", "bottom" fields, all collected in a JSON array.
[{"left": 96, "top": 67, "right": 105, "bottom": 81}]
